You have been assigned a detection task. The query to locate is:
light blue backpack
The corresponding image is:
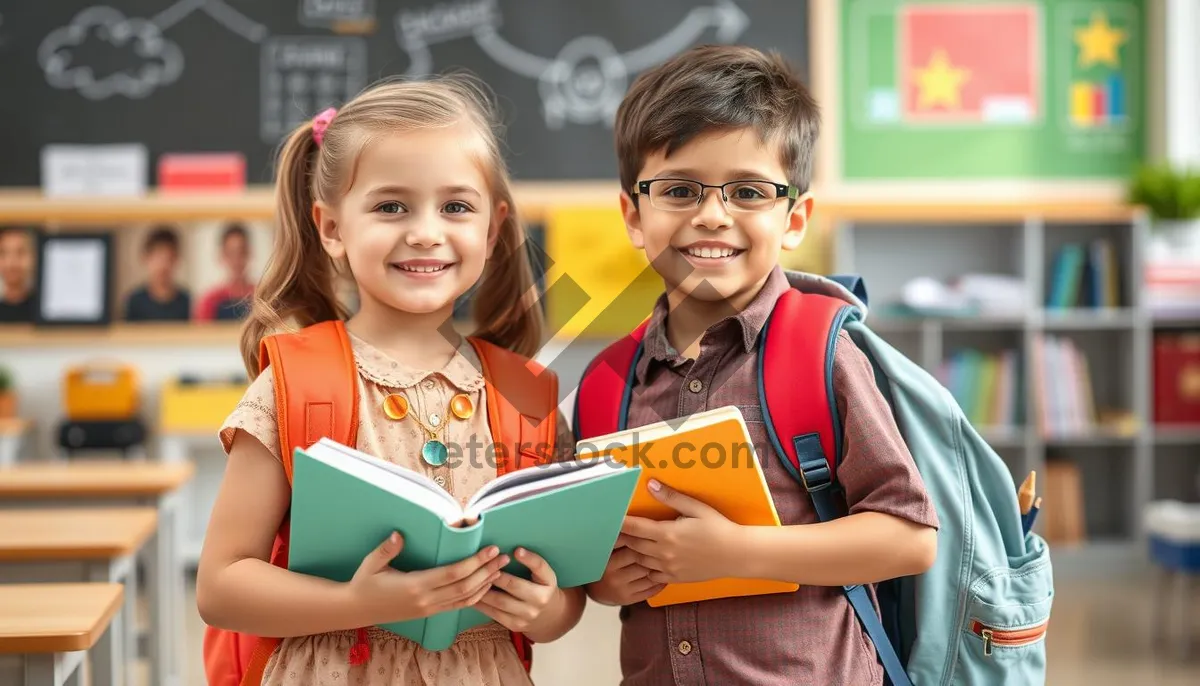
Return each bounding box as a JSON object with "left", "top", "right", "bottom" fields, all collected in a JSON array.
[{"left": 764, "top": 270, "right": 1055, "bottom": 685}]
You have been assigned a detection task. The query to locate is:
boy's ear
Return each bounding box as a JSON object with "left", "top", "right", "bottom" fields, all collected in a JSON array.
[
  {"left": 620, "top": 191, "right": 645, "bottom": 250},
  {"left": 487, "top": 200, "right": 509, "bottom": 258},
  {"left": 312, "top": 202, "right": 345, "bottom": 260},
  {"left": 781, "top": 191, "right": 814, "bottom": 252}
]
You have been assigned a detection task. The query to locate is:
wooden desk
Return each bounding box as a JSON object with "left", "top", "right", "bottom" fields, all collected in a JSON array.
[
  {"left": 0, "top": 583, "right": 124, "bottom": 686},
  {"left": 0, "top": 508, "right": 155, "bottom": 686},
  {"left": 0, "top": 461, "right": 192, "bottom": 686}
]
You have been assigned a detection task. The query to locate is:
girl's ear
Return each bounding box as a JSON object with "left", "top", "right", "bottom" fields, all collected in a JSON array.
[
  {"left": 781, "top": 191, "right": 814, "bottom": 252},
  {"left": 487, "top": 200, "right": 509, "bottom": 258},
  {"left": 620, "top": 190, "right": 645, "bottom": 249},
  {"left": 312, "top": 201, "right": 345, "bottom": 260}
]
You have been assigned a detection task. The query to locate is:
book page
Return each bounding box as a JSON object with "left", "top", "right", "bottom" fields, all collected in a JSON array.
[
  {"left": 307, "top": 439, "right": 463, "bottom": 522},
  {"left": 464, "top": 460, "right": 620, "bottom": 519}
]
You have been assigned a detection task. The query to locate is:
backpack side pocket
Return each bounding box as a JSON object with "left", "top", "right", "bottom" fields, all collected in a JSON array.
[{"left": 953, "top": 533, "right": 1053, "bottom": 685}]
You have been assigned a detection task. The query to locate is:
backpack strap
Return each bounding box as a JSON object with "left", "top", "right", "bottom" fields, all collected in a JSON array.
[
  {"left": 241, "top": 320, "right": 360, "bottom": 686},
  {"left": 467, "top": 336, "right": 563, "bottom": 671},
  {"left": 573, "top": 321, "right": 648, "bottom": 441},
  {"left": 758, "top": 289, "right": 912, "bottom": 686}
]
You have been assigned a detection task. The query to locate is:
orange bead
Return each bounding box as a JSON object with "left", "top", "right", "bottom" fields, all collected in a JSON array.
[
  {"left": 383, "top": 394, "right": 409, "bottom": 420},
  {"left": 450, "top": 393, "right": 474, "bottom": 419}
]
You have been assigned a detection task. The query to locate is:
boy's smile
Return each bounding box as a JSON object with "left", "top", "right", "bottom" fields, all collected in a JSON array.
[{"left": 621, "top": 126, "right": 811, "bottom": 314}]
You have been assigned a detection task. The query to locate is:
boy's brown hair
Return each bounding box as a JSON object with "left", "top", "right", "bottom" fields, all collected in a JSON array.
[{"left": 614, "top": 44, "right": 820, "bottom": 197}]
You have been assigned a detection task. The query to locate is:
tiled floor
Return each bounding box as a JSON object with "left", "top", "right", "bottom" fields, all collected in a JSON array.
[{"left": 159, "top": 573, "right": 1200, "bottom": 685}]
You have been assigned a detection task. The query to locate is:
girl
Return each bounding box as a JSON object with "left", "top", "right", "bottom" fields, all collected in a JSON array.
[{"left": 196, "top": 75, "right": 583, "bottom": 685}]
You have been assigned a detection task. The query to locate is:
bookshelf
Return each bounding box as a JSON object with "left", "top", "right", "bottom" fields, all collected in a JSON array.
[{"left": 833, "top": 207, "right": 1200, "bottom": 552}]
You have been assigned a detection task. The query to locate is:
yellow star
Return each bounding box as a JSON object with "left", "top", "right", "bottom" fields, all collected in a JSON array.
[
  {"left": 914, "top": 49, "right": 970, "bottom": 110},
  {"left": 1075, "top": 11, "right": 1126, "bottom": 68}
]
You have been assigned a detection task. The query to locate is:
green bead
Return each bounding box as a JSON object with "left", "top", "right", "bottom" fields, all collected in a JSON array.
[{"left": 422, "top": 440, "right": 448, "bottom": 467}]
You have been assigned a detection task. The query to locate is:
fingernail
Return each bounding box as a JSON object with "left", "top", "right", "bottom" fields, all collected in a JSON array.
[
  {"left": 488, "top": 546, "right": 499, "bottom": 557},
  {"left": 648, "top": 479, "right": 661, "bottom": 491},
  {"left": 498, "top": 555, "right": 510, "bottom": 566},
  {"left": 515, "top": 548, "right": 527, "bottom": 558},
  {"left": 390, "top": 532, "right": 399, "bottom": 544}
]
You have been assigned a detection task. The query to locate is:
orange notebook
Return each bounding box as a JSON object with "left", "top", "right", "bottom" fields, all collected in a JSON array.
[{"left": 576, "top": 405, "right": 798, "bottom": 606}]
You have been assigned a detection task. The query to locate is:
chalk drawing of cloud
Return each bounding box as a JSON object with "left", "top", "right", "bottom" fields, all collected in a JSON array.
[{"left": 38, "top": 6, "right": 184, "bottom": 100}]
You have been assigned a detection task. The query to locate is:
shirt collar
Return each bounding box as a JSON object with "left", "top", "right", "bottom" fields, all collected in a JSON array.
[
  {"left": 634, "top": 265, "right": 790, "bottom": 383},
  {"left": 348, "top": 331, "right": 485, "bottom": 392}
]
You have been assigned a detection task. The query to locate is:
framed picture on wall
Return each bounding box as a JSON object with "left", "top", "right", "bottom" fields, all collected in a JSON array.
[{"left": 34, "top": 231, "right": 115, "bottom": 326}]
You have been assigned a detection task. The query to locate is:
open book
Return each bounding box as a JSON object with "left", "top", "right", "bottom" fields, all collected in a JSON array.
[
  {"left": 577, "top": 405, "right": 798, "bottom": 606},
  {"left": 288, "top": 437, "right": 640, "bottom": 651}
]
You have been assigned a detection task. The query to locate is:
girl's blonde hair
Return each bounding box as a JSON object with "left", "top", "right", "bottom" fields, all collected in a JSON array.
[{"left": 240, "top": 74, "right": 543, "bottom": 378}]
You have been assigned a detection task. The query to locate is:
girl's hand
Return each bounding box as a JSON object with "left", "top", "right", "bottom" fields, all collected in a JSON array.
[
  {"left": 619, "top": 479, "right": 742, "bottom": 585},
  {"left": 349, "top": 531, "right": 508, "bottom": 624},
  {"left": 475, "top": 548, "right": 563, "bottom": 634}
]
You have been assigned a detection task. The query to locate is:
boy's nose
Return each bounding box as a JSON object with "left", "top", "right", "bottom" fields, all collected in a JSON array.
[{"left": 691, "top": 189, "right": 733, "bottom": 230}]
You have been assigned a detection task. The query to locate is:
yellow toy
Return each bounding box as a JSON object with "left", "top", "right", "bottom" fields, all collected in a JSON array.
[{"left": 63, "top": 362, "right": 140, "bottom": 421}]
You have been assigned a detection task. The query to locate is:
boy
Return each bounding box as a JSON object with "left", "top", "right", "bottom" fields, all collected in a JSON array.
[
  {"left": 0, "top": 226, "right": 36, "bottom": 323},
  {"left": 124, "top": 225, "right": 191, "bottom": 322},
  {"left": 195, "top": 223, "right": 255, "bottom": 321},
  {"left": 579, "top": 45, "right": 939, "bottom": 685}
]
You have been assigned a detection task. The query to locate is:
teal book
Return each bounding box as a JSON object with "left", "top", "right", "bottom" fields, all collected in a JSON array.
[{"left": 287, "top": 438, "right": 640, "bottom": 651}]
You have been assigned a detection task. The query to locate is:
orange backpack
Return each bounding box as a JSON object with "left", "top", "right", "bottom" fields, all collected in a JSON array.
[{"left": 202, "top": 320, "right": 559, "bottom": 685}]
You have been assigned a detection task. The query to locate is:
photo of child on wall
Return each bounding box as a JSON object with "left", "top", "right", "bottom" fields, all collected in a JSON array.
[
  {"left": 122, "top": 225, "right": 191, "bottom": 322},
  {"left": 0, "top": 226, "right": 37, "bottom": 323},
  {"left": 195, "top": 222, "right": 255, "bottom": 321}
]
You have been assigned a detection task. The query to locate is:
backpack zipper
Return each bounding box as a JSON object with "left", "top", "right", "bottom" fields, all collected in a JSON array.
[{"left": 970, "top": 619, "right": 1048, "bottom": 656}]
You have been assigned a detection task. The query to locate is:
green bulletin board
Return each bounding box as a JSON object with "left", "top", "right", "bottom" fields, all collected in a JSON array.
[{"left": 839, "top": 0, "right": 1145, "bottom": 181}]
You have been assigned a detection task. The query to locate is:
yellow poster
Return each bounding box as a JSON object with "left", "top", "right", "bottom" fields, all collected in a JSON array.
[{"left": 544, "top": 206, "right": 662, "bottom": 338}]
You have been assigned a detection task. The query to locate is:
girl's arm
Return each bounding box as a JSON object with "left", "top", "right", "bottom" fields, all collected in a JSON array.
[{"left": 196, "top": 430, "right": 371, "bottom": 636}]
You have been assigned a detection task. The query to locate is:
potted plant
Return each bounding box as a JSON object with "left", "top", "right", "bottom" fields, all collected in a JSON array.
[
  {"left": 1128, "top": 163, "right": 1200, "bottom": 260},
  {"left": 0, "top": 365, "right": 14, "bottom": 419}
]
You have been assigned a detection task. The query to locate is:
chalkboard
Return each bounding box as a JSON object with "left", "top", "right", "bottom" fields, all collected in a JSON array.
[
  {"left": 0, "top": 0, "right": 810, "bottom": 187},
  {"left": 837, "top": 0, "right": 1144, "bottom": 181}
]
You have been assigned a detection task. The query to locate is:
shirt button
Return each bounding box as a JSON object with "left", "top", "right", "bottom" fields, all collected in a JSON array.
[
  {"left": 434, "top": 475, "right": 446, "bottom": 487},
  {"left": 688, "top": 379, "right": 703, "bottom": 393},
  {"left": 678, "top": 640, "right": 693, "bottom": 655}
]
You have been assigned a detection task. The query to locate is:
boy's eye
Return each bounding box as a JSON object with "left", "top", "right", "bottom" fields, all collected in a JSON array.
[
  {"left": 664, "top": 185, "right": 698, "bottom": 198},
  {"left": 443, "top": 201, "right": 473, "bottom": 214},
  {"left": 375, "top": 201, "right": 405, "bottom": 214},
  {"left": 731, "top": 184, "right": 768, "bottom": 200}
]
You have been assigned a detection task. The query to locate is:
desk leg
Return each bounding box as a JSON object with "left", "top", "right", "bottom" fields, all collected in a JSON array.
[
  {"left": 146, "top": 491, "right": 182, "bottom": 686},
  {"left": 89, "top": 557, "right": 135, "bottom": 686}
]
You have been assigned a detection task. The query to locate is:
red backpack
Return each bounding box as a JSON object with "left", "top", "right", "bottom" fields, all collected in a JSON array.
[{"left": 203, "top": 320, "right": 560, "bottom": 685}]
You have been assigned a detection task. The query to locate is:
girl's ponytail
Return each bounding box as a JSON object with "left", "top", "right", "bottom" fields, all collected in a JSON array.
[
  {"left": 469, "top": 198, "right": 544, "bottom": 359},
  {"left": 239, "top": 118, "right": 348, "bottom": 379}
]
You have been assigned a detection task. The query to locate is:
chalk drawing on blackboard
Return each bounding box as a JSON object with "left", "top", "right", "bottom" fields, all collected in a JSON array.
[
  {"left": 38, "top": 1, "right": 266, "bottom": 101},
  {"left": 153, "top": 0, "right": 267, "bottom": 43},
  {"left": 395, "top": 0, "right": 749, "bottom": 129},
  {"left": 300, "top": 0, "right": 376, "bottom": 28},
  {"left": 260, "top": 37, "right": 368, "bottom": 144},
  {"left": 38, "top": 6, "right": 185, "bottom": 100}
]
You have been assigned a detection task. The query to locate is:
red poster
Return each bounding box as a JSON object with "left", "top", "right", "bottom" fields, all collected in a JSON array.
[{"left": 901, "top": 4, "right": 1040, "bottom": 123}]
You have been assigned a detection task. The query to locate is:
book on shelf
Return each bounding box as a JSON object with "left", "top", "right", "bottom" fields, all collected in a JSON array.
[
  {"left": 1029, "top": 335, "right": 1131, "bottom": 438},
  {"left": 937, "top": 348, "right": 1023, "bottom": 433},
  {"left": 1046, "top": 239, "right": 1121, "bottom": 310},
  {"left": 286, "top": 438, "right": 641, "bottom": 651},
  {"left": 576, "top": 405, "right": 799, "bottom": 607}
]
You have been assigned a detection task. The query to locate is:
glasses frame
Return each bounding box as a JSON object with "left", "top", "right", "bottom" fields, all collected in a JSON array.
[{"left": 633, "top": 178, "right": 801, "bottom": 212}]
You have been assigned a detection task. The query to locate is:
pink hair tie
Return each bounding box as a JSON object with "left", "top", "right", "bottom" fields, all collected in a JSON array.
[{"left": 312, "top": 107, "right": 337, "bottom": 146}]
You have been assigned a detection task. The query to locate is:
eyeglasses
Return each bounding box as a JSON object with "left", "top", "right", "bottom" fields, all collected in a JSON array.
[{"left": 634, "top": 178, "right": 800, "bottom": 213}]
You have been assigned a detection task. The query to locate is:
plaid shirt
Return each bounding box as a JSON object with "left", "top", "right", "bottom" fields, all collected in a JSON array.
[{"left": 615, "top": 266, "right": 939, "bottom": 685}]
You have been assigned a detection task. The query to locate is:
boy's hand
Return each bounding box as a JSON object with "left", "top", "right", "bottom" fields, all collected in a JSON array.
[
  {"left": 586, "top": 537, "right": 667, "bottom": 606},
  {"left": 475, "top": 548, "right": 563, "bottom": 634},
  {"left": 620, "top": 479, "right": 742, "bottom": 585}
]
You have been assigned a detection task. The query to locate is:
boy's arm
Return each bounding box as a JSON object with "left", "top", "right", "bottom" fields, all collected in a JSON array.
[{"left": 747, "top": 329, "right": 938, "bottom": 585}]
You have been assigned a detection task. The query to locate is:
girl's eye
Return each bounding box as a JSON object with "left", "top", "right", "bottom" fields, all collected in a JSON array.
[
  {"left": 376, "top": 201, "right": 405, "bottom": 214},
  {"left": 443, "top": 201, "right": 473, "bottom": 214}
]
